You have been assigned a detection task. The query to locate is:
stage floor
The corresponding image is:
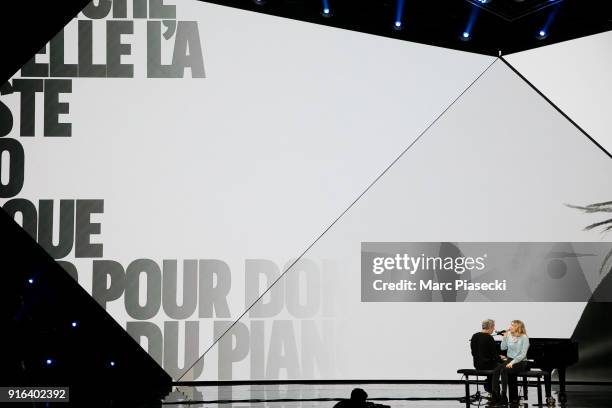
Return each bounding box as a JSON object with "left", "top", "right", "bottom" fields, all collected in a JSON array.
[{"left": 165, "top": 383, "right": 612, "bottom": 407}]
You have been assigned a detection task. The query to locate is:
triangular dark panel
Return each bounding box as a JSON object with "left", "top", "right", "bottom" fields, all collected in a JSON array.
[
  {"left": 0, "top": 0, "right": 90, "bottom": 83},
  {"left": 1, "top": 208, "right": 172, "bottom": 406},
  {"left": 570, "top": 266, "right": 612, "bottom": 381}
]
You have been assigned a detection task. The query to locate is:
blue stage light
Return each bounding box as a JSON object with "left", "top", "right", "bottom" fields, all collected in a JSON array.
[
  {"left": 46, "top": 359, "right": 53, "bottom": 365},
  {"left": 537, "top": 2, "right": 562, "bottom": 39},
  {"left": 461, "top": 4, "right": 480, "bottom": 41},
  {"left": 394, "top": 0, "right": 405, "bottom": 30},
  {"left": 321, "top": 0, "right": 331, "bottom": 16}
]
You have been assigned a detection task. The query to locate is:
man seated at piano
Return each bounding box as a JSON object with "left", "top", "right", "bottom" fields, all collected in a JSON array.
[
  {"left": 470, "top": 319, "right": 504, "bottom": 402},
  {"left": 499, "top": 320, "right": 530, "bottom": 405}
]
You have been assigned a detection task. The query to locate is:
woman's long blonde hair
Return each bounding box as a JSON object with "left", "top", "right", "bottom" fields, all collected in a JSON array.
[{"left": 512, "top": 320, "right": 527, "bottom": 336}]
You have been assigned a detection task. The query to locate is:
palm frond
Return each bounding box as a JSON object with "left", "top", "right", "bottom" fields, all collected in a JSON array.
[
  {"left": 567, "top": 202, "right": 612, "bottom": 276},
  {"left": 565, "top": 203, "right": 612, "bottom": 214},
  {"left": 567, "top": 201, "right": 612, "bottom": 234},
  {"left": 584, "top": 200, "right": 612, "bottom": 207},
  {"left": 584, "top": 218, "right": 612, "bottom": 231}
]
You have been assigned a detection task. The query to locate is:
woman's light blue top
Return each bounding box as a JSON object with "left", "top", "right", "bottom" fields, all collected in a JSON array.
[{"left": 501, "top": 334, "right": 529, "bottom": 365}]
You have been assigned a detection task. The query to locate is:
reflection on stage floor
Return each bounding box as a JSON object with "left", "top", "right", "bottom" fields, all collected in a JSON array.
[{"left": 164, "top": 383, "right": 612, "bottom": 407}]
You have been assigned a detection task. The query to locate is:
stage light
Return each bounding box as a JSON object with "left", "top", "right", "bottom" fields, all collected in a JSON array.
[
  {"left": 394, "top": 0, "right": 405, "bottom": 30},
  {"left": 461, "top": 4, "right": 480, "bottom": 42},
  {"left": 537, "top": 1, "right": 562, "bottom": 40},
  {"left": 71, "top": 321, "right": 78, "bottom": 328},
  {"left": 110, "top": 361, "right": 116, "bottom": 367},
  {"left": 28, "top": 278, "right": 34, "bottom": 284},
  {"left": 321, "top": 0, "right": 331, "bottom": 17},
  {"left": 252, "top": 0, "right": 266, "bottom": 4},
  {"left": 46, "top": 359, "right": 53, "bottom": 365}
]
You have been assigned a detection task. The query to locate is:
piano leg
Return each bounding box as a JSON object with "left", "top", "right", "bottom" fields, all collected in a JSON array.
[
  {"left": 543, "top": 370, "right": 555, "bottom": 406},
  {"left": 558, "top": 368, "right": 567, "bottom": 403},
  {"left": 537, "top": 376, "right": 543, "bottom": 406}
]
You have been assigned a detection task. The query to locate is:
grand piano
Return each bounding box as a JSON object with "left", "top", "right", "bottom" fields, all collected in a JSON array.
[{"left": 495, "top": 337, "right": 579, "bottom": 403}]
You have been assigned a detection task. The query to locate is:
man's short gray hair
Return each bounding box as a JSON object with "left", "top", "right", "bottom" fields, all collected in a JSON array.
[{"left": 482, "top": 319, "right": 495, "bottom": 330}]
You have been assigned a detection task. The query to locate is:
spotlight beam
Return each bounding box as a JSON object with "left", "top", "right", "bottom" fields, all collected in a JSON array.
[
  {"left": 321, "top": 0, "right": 330, "bottom": 16},
  {"left": 395, "top": 0, "right": 405, "bottom": 28},
  {"left": 539, "top": 2, "right": 563, "bottom": 38},
  {"left": 462, "top": 4, "right": 481, "bottom": 40}
]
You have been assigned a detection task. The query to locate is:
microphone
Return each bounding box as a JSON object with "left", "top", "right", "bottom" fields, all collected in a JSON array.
[{"left": 495, "top": 330, "right": 507, "bottom": 335}]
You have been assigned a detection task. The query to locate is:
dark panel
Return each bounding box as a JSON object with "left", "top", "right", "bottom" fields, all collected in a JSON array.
[
  {"left": 1, "top": 208, "right": 172, "bottom": 406},
  {"left": 570, "top": 269, "right": 612, "bottom": 382},
  {"left": 0, "top": 0, "right": 90, "bottom": 83}
]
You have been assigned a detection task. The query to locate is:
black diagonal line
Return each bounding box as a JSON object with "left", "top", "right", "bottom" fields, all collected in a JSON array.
[
  {"left": 500, "top": 56, "right": 612, "bottom": 160},
  {"left": 176, "top": 57, "right": 499, "bottom": 381}
]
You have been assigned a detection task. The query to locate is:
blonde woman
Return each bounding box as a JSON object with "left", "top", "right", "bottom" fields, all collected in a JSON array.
[{"left": 499, "top": 320, "right": 530, "bottom": 405}]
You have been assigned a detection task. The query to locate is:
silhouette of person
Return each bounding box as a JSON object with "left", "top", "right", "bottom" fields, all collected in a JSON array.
[{"left": 333, "top": 388, "right": 390, "bottom": 408}]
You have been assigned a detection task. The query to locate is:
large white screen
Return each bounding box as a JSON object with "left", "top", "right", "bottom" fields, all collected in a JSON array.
[{"left": 1, "top": 1, "right": 609, "bottom": 381}]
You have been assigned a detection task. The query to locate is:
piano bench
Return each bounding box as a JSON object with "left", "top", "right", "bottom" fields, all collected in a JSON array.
[
  {"left": 457, "top": 369, "right": 550, "bottom": 407},
  {"left": 457, "top": 368, "right": 495, "bottom": 376},
  {"left": 457, "top": 369, "right": 496, "bottom": 408},
  {"left": 517, "top": 371, "right": 550, "bottom": 406}
]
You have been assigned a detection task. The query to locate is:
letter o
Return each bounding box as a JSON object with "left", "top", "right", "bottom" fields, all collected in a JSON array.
[
  {"left": 125, "top": 259, "right": 162, "bottom": 320},
  {"left": 0, "top": 138, "right": 24, "bottom": 198}
]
